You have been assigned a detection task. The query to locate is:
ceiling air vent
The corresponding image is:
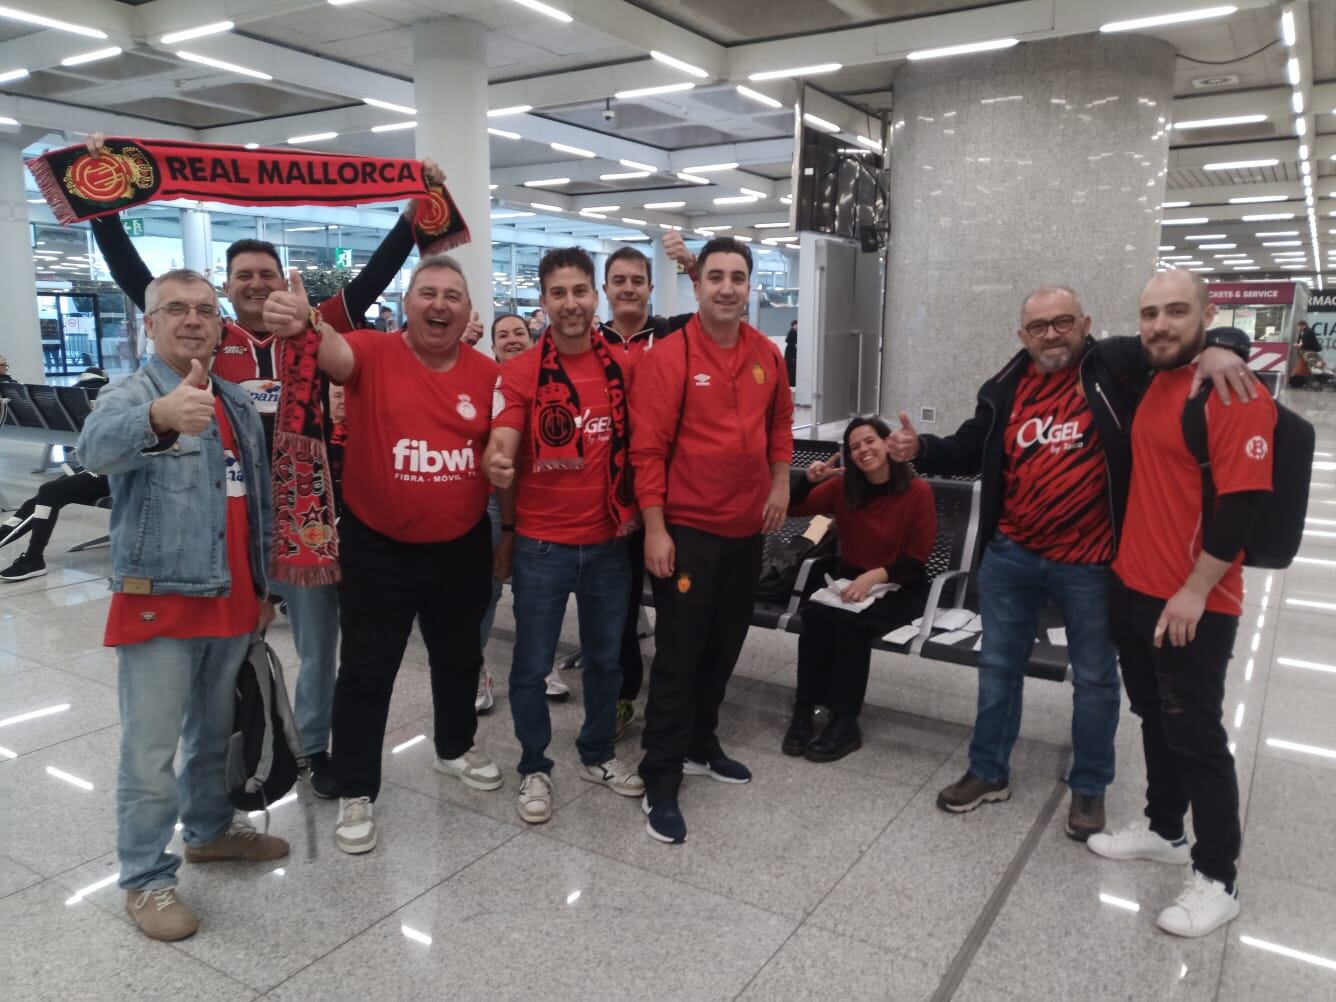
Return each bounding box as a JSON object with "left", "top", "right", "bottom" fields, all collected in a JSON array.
[{"left": 1191, "top": 74, "right": 1239, "bottom": 89}]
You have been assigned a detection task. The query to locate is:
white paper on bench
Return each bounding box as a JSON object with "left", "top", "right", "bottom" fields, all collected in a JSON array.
[
  {"left": 963, "top": 613, "right": 983, "bottom": 633},
  {"left": 911, "top": 608, "right": 976, "bottom": 632},
  {"left": 810, "top": 578, "right": 899, "bottom": 614},
  {"left": 883, "top": 624, "right": 921, "bottom": 645},
  {"left": 973, "top": 637, "right": 982, "bottom": 652},
  {"left": 932, "top": 629, "right": 975, "bottom": 646},
  {"left": 1047, "top": 627, "right": 1067, "bottom": 647}
]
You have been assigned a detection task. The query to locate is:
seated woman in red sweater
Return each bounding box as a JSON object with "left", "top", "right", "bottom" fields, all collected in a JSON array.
[{"left": 785, "top": 416, "right": 937, "bottom": 762}]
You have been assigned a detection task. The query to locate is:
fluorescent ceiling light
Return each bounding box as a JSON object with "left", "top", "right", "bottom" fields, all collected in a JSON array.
[
  {"left": 177, "top": 50, "right": 272, "bottom": 80},
  {"left": 643, "top": 201, "right": 685, "bottom": 209},
  {"left": 1158, "top": 245, "right": 1176, "bottom": 250},
  {"left": 698, "top": 225, "right": 731, "bottom": 232},
  {"left": 650, "top": 50, "right": 708, "bottom": 79},
  {"left": 676, "top": 172, "right": 711, "bottom": 185},
  {"left": 1161, "top": 201, "right": 1191, "bottom": 208},
  {"left": 524, "top": 177, "right": 570, "bottom": 188},
  {"left": 621, "top": 217, "right": 646, "bottom": 225},
  {"left": 510, "top": 0, "right": 573, "bottom": 23},
  {"left": 1185, "top": 233, "right": 1226, "bottom": 239},
  {"left": 582, "top": 205, "right": 619, "bottom": 213},
  {"left": 364, "top": 97, "right": 416, "bottom": 115},
  {"left": 1296, "top": 117, "right": 1307, "bottom": 136},
  {"left": 60, "top": 45, "right": 121, "bottom": 66},
  {"left": 1160, "top": 255, "right": 1196, "bottom": 261},
  {"left": 371, "top": 120, "right": 416, "bottom": 133},
  {"left": 1255, "top": 231, "right": 1298, "bottom": 237},
  {"left": 1292, "top": 92, "right": 1304, "bottom": 115},
  {"left": 287, "top": 132, "right": 338, "bottom": 144},
  {"left": 0, "top": 115, "right": 16, "bottom": 127},
  {"left": 748, "top": 63, "right": 842, "bottom": 81},
  {"left": 739, "top": 187, "right": 767, "bottom": 198},
  {"left": 1161, "top": 217, "right": 1210, "bottom": 225},
  {"left": 1287, "top": 58, "right": 1300, "bottom": 86},
  {"left": 1263, "top": 240, "right": 1303, "bottom": 246},
  {"left": 487, "top": 127, "right": 520, "bottom": 140},
  {"left": 579, "top": 210, "right": 607, "bottom": 219},
  {"left": 1203, "top": 159, "right": 1278, "bottom": 171},
  {"left": 1281, "top": 10, "right": 1296, "bottom": 46},
  {"left": 1198, "top": 243, "right": 1236, "bottom": 249},
  {"left": 1229, "top": 194, "right": 1287, "bottom": 204},
  {"left": 1245, "top": 213, "right": 1295, "bottom": 222},
  {"left": 1174, "top": 114, "right": 1266, "bottom": 130},
  {"left": 600, "top": 171, "right": 650, "bottom": 181},
  {"left": 491, "top": 211, "right": 535, "bottom": 220},
  {"left": 530, "top": 202, "right": 563, "bottom": 211},
  {"left": 714, "top": 195, "right": 759, "bottom": 205},
  {"left": 614, "top": 82, "right": 695, "bottom": 99},
  {"left": 736, "top": 85, "right": 782, "bottom": 109},
  {"left": 0, "top": 68, "right": 28, "bottom": 84},
  {"left": 551, "top": 142, "right": 595, "bottom": 158},
  {"left": 1233, "top": 265, "right": 1261, "bottom": 271},
  {"left": 803, "top": 113, "right": 840, "bottom": 133},
  {"left": 0, "top": 6, "right": 107, "bottom": 38},
  {"left": 619, "top": 159, "right": 658, "bottom": 172},
  {"left": 244, "top": 142, "right": 259, "bottom": 150},
  {"left": 1101, "top": 6, "right": 1236, "bottom": 33},
  {"left": 488, "top": 105, "right": 531, "bottom": 117},
  {"left": 160, "top": 21, "right": 233, "bottom": 44},
  {"left": 907, "top": 37, "right": 1017, "bottom": 60},
  {"left": 681, "top": 163, "right": 737, "bottom": 174}
]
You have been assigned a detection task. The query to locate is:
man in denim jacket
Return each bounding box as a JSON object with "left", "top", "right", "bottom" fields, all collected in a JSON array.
[{"left": 78, "top": 269, "right": 286, "bottom": 942}]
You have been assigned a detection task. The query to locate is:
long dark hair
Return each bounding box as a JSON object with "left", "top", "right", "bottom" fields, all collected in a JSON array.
[
  {"left": 842, "top": 416, "right": 913, "bottom": 510},
  {"left": 491, "top": 312, "right": 526, "bottom": 341}
]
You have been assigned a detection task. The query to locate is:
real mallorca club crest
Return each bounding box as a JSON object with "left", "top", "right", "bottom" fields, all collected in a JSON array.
[
  {"left": 415, "top": 187, "right": 453, "bottom": 237},
  {"left": 456, "top": 393, "right": 478, "bottom": 421},
  {"left": 536, "top": 381, "right": 577, "bottom": 447},
  {"left": 61, "top": 141, "right": 159, "bottom": 210}
]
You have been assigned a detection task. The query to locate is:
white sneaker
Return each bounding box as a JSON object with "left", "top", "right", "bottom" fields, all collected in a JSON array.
[
  {"left": 580, "top": 757, "right": 645, "bottom": 797},
  {"left": 434, "top": 746, "right": 503, "bottom": 791},
  {"left": 545, "top": 670, "right": 571, "bottom": 700},
  {"left": 475, "top": 671, "right": 494, "bottom": 714},
  {"left": 517, "top": 772, "right": 554, "bottom": 824},
  {"left": 1157, "top": 870, "right": 1240, "bottom": 938},
  {"left": 1087, "top": 821, "right": 1191, "bottom": 865},
  {"left": 335, "top": 797, "right": 376, "bottom": 854}
]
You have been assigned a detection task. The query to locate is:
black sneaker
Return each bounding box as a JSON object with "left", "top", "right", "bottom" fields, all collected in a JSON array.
[
  {"left": 936, "top": 771, "right": 1010, "bottom": 813},
  {"left": 310, "top": 764, "right": 340, "bottom": 800},
  {"left": 642, "top": 792, "right": 687, "bottom": 844},
  {"left": 683, "top": 754, "right": 751, "bottom": 784},
  {"left": 0, "top": 552, "right": 46, "bottom": 582}
]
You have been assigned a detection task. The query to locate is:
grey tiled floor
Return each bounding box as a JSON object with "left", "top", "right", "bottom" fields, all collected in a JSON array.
[{"left": 4, "top": 391, "right": 1336, "bottom": 1000}]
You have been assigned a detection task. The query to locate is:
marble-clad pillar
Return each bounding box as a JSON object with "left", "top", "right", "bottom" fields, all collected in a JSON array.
[{"left": 881, "top": 33, "right": 1175, "bottom": 433}]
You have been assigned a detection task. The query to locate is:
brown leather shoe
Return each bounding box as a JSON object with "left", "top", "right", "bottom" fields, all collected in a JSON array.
[
  {"left": 1065, "top": 793, "right": 1106, "bottom": 842},
  {"left": 184, "top": 821, "right": 290, "bottom": 863},
  {"left": 125, "top": 887, "right": 199, "bottom": 941}
]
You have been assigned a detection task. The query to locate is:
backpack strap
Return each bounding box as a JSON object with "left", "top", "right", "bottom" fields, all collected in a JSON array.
[{"left": 1180, "top": 384, "right": 1216, "bottom": 535}]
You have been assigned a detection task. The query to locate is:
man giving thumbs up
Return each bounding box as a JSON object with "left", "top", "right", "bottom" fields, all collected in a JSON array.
[{"left": 77, "top": 268, "right": 285, "bottom": 943}]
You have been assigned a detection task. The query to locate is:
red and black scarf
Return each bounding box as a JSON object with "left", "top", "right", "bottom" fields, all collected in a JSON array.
[
  {"left": 26, "top": 138, "right": 469, "bottom": 255},
  {"left": 532, "top": 331, "right": 636, "bottom": 532}
]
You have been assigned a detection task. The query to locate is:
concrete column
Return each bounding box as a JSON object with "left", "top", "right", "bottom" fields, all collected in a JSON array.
[
  {"left": 651, "top": 237, "right": 677, "bottom": 317},
  {"left": 0, "top": 138, "right": 46, "bottom": 382},
  {"left": 880, "top": 33, "right": 1175, "bottom": 433},
  {"left": 179, "top": 207, "right": 212, "bottom": 279},
  {"left": 413, "top": 18, "right": 492, "bottom": 323}
]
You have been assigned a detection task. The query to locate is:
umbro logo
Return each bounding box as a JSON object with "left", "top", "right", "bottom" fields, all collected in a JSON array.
[{"left": 693, "top": 373, "right": 711, "bottom": 387}]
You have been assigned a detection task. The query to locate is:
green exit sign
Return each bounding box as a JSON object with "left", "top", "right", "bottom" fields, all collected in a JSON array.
[
  {"left": 123, "top": 217, "right": 145, "bottom": 237},
  {"left": 334, "top": 247, "right": 352, "bottom": 268}
]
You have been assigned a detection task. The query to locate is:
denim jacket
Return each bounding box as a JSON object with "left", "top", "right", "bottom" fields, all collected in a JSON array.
[{"left": 77, "top": 353, "right": 273, "bottom": 598}]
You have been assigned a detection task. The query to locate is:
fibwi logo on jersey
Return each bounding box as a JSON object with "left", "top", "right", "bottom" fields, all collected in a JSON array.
[{"left": 392, "top": 438, "right": 476, "bottom": 481}]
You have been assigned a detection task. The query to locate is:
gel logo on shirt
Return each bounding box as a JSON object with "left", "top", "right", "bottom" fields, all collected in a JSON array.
[
  {"left": 240, "top": 379, "right": 283, "bottom": 415},
  {"left": 581, "top": 408, "right": 612, "bottom": 440},
  {"left": 392, "top": 438, "right": 476, "bottom": 477},
  {"left": 224, "top": 450, "right": 247, "bottom": 498},
  {"left": 1016, "top": 416, "right": 1084, "bottom": 453}
]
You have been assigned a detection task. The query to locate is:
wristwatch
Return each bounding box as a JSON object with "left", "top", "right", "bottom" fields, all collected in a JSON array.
[{"left": 1203, "top": 326, "right": 1250, "bottom": 362}]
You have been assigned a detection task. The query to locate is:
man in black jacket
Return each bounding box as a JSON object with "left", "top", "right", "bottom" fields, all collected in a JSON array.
[{"left": 889, "top": 286, "right": 1254, "bottom": 840}]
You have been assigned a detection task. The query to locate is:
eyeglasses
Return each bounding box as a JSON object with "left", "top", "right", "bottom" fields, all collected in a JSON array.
[
  {"left": 1023, "top": 314, "right": 1077, "bottom": 338},
  {"left": 150, "top": 302, "right": 220, "bottom": 319}
]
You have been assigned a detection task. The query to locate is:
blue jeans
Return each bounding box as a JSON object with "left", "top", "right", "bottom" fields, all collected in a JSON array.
[
  {"left": 510, "top": 534, "right": 629, "bottom": 775},
  {"left": 115, "top": 633, "right": 250, "bottom": 890},
  {"left": 279, "top": 583, "right": 339, "bottom": 756},
  {"left": 970, "top": 534, "right": 1120, "bottom": 796},
  {"left": 479, "top": 496, "right": 504, "bottom": 652}
]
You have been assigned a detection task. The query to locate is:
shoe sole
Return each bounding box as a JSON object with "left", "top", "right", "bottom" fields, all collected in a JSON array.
[
  {"left": 335, "top": 833, "right": 377, "bottom": 855},
  {"left": 936, "top": 787, "right": 1011, "bottom": 813},
  {"left": 475, "top": 700, "right": 494, "bottom": 715},
  {"left": 517, "top": 806, "right": 552, "bottom": 824},
  {"left": 433, "top": 759, "right": 504, "bottom": 791},
  {"left": 781, "top": 743, "right": 807, "bottom": 757},
  {"left": 578, "top": 770, "right": 645, "bottom": 798},
  {"left": 803, "top": 737, "right": 862, "bottom": 763},
  {"left": 1156, "top": 899, "right": 1239, "bottom": 938},
  {"left": 1064, "top": 825, "right": 1101, "bottom": 843},
  {"left": 128, "top": 916, "right": 198, "bottom": 942},
  {"left": 184, "top": 847, "right": 289, "bottom": 864},
  {"left": 682, "top": 761, "right": 751, "bottom": 784},
  {"left": 545, "top": 691, "right": 571, "bottom": 702},
  {"left": 1087, "top": 842, "right": 1191, "bottom": 865},
  {"left": 641, "top": 797, "right": 685, "bottom": 844},
  {"left": 0, "top": 569, "right": 46, "bottom": 582}
]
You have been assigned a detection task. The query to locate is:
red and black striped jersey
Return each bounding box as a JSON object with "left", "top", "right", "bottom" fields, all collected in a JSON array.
[{"left": 995, "top": 363, "right": 1114, "bottom": 564}]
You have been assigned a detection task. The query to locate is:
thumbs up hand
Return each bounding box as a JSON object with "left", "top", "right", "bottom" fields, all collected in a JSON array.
[
  {"left": 263, "top": 268, "right": 312, "bottom": 339},
  {"left": 150, "top": 358, "right": 215, "bottom": 436},
  {"left": 887, "top": 410, "right": 920, "bottom": 463}
]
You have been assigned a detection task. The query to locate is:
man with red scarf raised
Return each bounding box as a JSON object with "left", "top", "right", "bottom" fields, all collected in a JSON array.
[
  {"left": 484, "top": 247, "right": 644, "bottom": 826},
  {"left": 631, "top": 236, "right": 794, "bottom": 844}
]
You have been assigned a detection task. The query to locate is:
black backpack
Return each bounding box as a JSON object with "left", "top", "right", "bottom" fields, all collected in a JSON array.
[
  {"left": 1181, "top": 387, "right": 1314, "bottom": 568},
  {"left": 226, "top": 634, "right": 306, "bottom": 813}
]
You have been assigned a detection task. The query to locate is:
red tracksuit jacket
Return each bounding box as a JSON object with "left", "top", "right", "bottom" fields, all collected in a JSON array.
[{"left": 630, "top": 315, "right": 794, "bottom": 538}]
